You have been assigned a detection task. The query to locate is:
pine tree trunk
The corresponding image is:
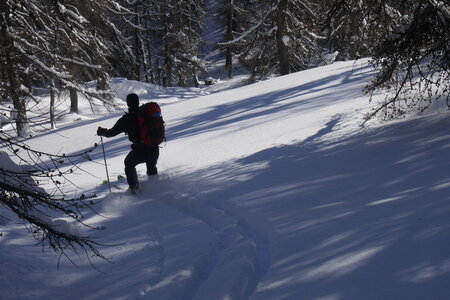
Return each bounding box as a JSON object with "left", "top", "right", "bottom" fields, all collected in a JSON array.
[
  {"left": 12, "top": 95, "right": 27, "bottom": 136},
  {"left": 225, "top": 0, "right": 234, "bottom": 78},
  {"left": 1, "top": 1, "right": 28, "bottom": 135},
  {"left": 147, "top": 39, "right": 155, "bottom": 83},
  {"left": 145, "top": 5, "right": 155, "bottom": 84},
  {"left": 69, "top": 87, "right": 78, "bottom": 113},
  {"left": 349, "top": 9, "right": 359, "bottom": 58},
  {"left": 178, "top": 71, "right": 186, "bottom": 87},
  {"left": 142, "top": 40, "right": 149, "bottom": 83},
  {"left": 50, "top": 85, "right": 56, "bottom": 129},
  {"left": 134, "top": 6, "right": 141, "bottom": 81},
  {"left": 193, "top": 65, "right": 199, "bottom": 88},
  {"left": 277, "top": 0, "right": 289, "bottom": 75},
  {"left": 164, "top": 40, "right": 172, "bottom": 87}
]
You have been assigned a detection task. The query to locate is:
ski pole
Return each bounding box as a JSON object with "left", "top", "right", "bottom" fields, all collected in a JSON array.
[{"left": 100, "top": 136, "right": 111, "bottom": 192}]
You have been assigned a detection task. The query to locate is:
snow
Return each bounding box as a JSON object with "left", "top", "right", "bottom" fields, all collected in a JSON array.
[
  {"left": 1, "top": 59, "right": 450, "bottom": 299},
  {"left": 322, "top": 51, "right": 339, "bottom": 65},
  {"left": 282, "top": 35, "right": 290, "bottom": 46},
  {"left": 0, "top": 112, "right": 8, "bottom": 124},
  {"left": 0, "top": 151, "right": 22, "bottom": 176}
]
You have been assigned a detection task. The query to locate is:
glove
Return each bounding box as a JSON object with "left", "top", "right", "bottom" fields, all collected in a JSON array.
[{"left": 97, "top": 127, "right": 108, "bottom": 136}]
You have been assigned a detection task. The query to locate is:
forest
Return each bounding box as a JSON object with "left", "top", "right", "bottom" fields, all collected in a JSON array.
[{"left": 1, "top": 0, "right": 449, "bottom": 135}]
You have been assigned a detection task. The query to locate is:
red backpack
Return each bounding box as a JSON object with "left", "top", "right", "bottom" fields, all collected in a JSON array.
[{"left": 137, "top": 102, "right": 165, "bottom": 146}]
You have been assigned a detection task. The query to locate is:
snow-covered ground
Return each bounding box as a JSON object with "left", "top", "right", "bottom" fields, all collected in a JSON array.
[{"left": 1, "top": 59, "right": 450, "bottom": 299}]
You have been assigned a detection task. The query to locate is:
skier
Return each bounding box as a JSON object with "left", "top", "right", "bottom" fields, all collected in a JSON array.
[{"left": 97, "top": 93, "right": 159, "bottom": 192}]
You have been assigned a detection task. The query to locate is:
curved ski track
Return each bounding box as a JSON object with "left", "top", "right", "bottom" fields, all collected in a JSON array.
[{"left": 158, "top": 189, "right": 271, "bottom": 300}]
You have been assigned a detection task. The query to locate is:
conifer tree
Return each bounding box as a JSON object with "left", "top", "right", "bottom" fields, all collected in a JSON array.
[
  {"left": 321, "top": 0, "right": 395, "bottom": 60},
  {"left": 220, "top": 0, "right": 249, "bottom": 78},
  {"left": 324, "top": 0, "right": 449, "bottom": 118},
  {"left": 0, "top": 0, "right": 132, "bottom": 259},
  {"left": 0, "top": 0, "right": 129, "bottom": 131},
  {"left": 225, "top": 0, "right": 320, "bottom": 80},
  {"left": 364, "top": 0, "right": 450, "bottom": 118},
  {"left": 114, "top": 0, "right": 162, "bottom": 83},
  {"left": 159, "top": 0, "right": 206, "bottom": 87}
]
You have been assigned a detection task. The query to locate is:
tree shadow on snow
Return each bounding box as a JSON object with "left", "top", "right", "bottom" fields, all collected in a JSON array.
[
  {"left": 166, "top": 64, "right": 375, "bottom": 141},
  {"left": 188, "top": 115, "right": 450, "bottom": 300}
]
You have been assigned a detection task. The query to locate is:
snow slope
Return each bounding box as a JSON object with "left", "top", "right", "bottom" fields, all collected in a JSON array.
[{"left": 1, "top": 59, "right": 450, "bottom": 300}]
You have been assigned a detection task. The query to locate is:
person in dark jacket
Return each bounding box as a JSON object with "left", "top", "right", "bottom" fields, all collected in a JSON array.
[{"left": 97, "top": 93, "right": 159, "bottom": 191}]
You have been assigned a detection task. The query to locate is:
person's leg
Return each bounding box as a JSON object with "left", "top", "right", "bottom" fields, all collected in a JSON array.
[
  {"left": 124, "top": 149, "right": 143, "bottom": 189},
  {"left": 146, "top": 146, "right": 160, "bottom": 175}
]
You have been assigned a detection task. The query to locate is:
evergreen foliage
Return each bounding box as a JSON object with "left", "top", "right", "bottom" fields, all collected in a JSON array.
[{"left": 366, "top": 0, "right": 450, "bottom": 118}]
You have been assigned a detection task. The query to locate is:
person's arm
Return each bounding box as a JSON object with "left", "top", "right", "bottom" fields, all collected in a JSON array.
[{"left": 97, "top": 116, "right": 126, "bottom": 137}]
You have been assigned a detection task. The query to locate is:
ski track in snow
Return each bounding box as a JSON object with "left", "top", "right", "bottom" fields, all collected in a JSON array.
[{"left": 139, "top": 174, "right": 272, "bottom": 299}]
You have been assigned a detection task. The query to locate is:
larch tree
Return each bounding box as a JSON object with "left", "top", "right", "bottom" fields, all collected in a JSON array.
[
  {"left": 0, "top": 0, "right": 126, "bottom": 131},
  {"left": 159, "top": 0, "right": 206, "bottom": 87},
  {"left": 323, "top": 0, "right": 449, "bottom": 119},
  {"left": 364, "top": 0, "right": 450, "bottom": 118},
  {"left": 220, "top": 0, "right": 249, "bottom": 78},
  {"left": 0, "top": 0, "right": 129, "bottom": 260},
  {"left": 114, "top": 0, "right": 162, "bottom": 83},
  {"left": 65, "top": 0, "right": 131, "bottom": 108},
  {"left": 0, "top": 0, "right": 42, "bottom": 136},
  {"left": 321, "top": 0, "right": 396, "bottom": 60},
  {"left": 225, "top": 0, "right": 320, "bottom": 81}
]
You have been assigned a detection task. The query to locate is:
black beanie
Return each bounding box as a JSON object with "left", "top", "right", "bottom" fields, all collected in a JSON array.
[{"left": 126, "top": 93, "right": 139, "bottom": 110}]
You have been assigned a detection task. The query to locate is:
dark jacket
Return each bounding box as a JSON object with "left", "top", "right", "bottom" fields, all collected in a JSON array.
[{"left": 103, "top": 111, "right": 141, "bottom": 144}]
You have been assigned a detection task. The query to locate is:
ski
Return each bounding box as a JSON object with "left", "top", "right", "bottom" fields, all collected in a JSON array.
[
  {"left": 102, "top": 175, "right": 140, "bottom": 195},
  {"left": 102, "top": 175, "right": 127, "bottom": 190}
]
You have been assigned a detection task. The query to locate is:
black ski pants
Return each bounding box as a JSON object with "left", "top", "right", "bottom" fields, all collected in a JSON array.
[{"left": 124, "top": 144, "right": 159, "bottom": 188}]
